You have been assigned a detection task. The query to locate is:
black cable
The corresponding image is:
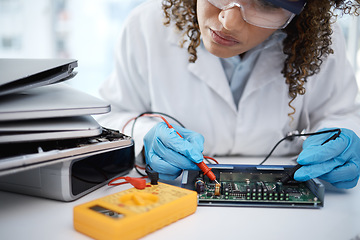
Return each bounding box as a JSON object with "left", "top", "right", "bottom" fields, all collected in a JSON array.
[
  {"left": 128, "top": 112, "right": 185, "bottom": 177},
  {"left": 280, "top": 129, "right": 341, "bottom": 183},
  {"left": 204, "top": 158, "right": 211, "bottom": 164},
  {"left": 134, "top": 165, "right": 147, "bottom": 177},
  {"left": 259, "top": 128, "right": 341, "bottom": 165},
  {"left": 130, "top": 111, "right": 186, "bottom": 138}
]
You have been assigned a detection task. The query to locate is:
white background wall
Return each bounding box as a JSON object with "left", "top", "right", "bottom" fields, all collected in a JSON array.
[{"left": 0, "top": 0, "right": 359, "bottom": 97}]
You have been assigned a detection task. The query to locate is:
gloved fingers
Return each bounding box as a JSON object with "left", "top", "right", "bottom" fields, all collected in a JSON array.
[
  {"left": 155, "top": 123, "right": 204, "bottom": 163},
  {"left": 152, "top": 138, "right": 201, "bottom": 170},
  {"left": 318, "top": 161, "right": 359, "bottom": 184},
  {"left": 294, "top": 157, "right": 345, "bottom": 181},
  {"left": 158, "top": 172, "right": 183, "bottom": 181},
  {"left": 172, "top": 124, "right": 204, "bottom": 152},
  {"left": 297, "top": 134, "right": 349, "bottom": 165},
  {"left": 146, "top": 149, "right": 200, "bottom": 180},
  {"left": 295, "top": 128, "right": 360, "bottom": 189},
  {"left": 145, "top": 151, "right": 182, "bottom": 179},
  {"left": 301, "top": 128, "right": 337, "bottom": 149},
  {"left": 330, "top": 176, "right": 359, "bottom": 189}
]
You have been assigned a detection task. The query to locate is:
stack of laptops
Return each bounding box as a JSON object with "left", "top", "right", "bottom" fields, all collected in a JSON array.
[{"left": 0, "top": 59, "right": 134, "bottom": 201}]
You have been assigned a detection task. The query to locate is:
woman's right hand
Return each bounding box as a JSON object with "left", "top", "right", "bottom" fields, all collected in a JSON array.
[{"left": 143, "top": 122, "right": 204, "bottom": 180}]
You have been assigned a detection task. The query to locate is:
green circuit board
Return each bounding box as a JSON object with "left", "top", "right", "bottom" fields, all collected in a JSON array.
[
  {"left": 198, "top": 180, "right": 320, "bottom": 204},
  {"left": 183, "top": 166, "right": 324, "bottom": 208}
]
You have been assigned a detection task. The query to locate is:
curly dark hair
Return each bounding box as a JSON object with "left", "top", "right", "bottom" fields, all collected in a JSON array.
[{"left": 162, "top": 0, "right": 360, "bottom": 118}]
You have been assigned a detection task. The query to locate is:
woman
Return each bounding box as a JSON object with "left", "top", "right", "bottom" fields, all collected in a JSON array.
[{"left": 98, "top": 0, "right": 360, "bottom": 188}]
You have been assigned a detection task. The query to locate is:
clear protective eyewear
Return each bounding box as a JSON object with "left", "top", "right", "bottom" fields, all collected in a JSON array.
[{"left": 207, "top": 0, "right": 295, "bottom": 29}]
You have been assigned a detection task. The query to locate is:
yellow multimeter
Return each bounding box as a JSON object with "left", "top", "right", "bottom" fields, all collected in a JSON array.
[{"left": 73, "top": 182, "right": 198, "bottom": 240}]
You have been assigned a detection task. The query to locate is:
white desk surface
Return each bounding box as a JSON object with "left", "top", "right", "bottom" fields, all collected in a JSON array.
[{"left": 0, "top": 157, "right": 359, "bottom": 240}]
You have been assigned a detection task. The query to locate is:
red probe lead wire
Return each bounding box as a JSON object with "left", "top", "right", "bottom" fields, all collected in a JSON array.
[
  {"left": 108, "top": 176, "right": 149, "bottom": 189},
  {"left": 141, "top": 114, "right": 219, "bottom": 184}
]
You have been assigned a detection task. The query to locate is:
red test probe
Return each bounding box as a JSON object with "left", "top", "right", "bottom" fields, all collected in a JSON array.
[{"left": 142, "top": 114, "right": 219, "bottom": 184}]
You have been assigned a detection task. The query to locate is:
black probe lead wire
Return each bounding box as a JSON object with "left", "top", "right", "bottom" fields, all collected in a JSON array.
[
  {"left": 134, "top": 165, "right": 147, "bottom": 177},
  {"left": 258, "top": 128, "right": 341, "bottom": 165},
  {"left": 130, "top": 111, "right": 186, "bottom": 138},
  {"left": 130, "top": 112, "right": 341, "bottom": 167},
  {"left": 130, "top": 111, "right": 186, "bottom": 176}
]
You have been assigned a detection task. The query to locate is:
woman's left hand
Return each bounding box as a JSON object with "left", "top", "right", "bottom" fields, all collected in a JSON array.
[{"left": 294, "top": 128, "right": 360, "bottom": 189}]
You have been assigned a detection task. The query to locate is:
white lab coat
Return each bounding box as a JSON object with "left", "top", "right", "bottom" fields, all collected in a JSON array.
[{"left": 97, "top": 0, "right": 360, "bottom": 157}]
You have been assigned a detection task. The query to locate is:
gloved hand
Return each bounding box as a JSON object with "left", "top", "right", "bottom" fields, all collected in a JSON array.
[
  {"left": 143, "top": 122, "right": 204, "bottom": 180},
  {"left": 294, "top": 128, "right": 360, "bottom": 189}
]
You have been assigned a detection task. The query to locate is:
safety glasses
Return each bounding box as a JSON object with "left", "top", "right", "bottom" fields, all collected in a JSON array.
[{"left": 207, "top": 0, "right": 296, "bottom": 29}]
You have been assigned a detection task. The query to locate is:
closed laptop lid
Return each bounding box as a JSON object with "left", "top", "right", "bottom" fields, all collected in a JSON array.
[
  {"left": 0, "top": 58, "right": 77, "bottom": 96},
  {"left": 0, "top": 115, "right": 102, "bottom": 143},
  {"left": 0, "top": 129, "right": 133, "bottom": 177},
  {"left": 0, "top": 83, "right": 111, "bottom": 121}
]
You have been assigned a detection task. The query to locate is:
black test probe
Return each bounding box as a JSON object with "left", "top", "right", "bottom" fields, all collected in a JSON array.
[{"left": 281, "top": 129, "right": 342, "bottom": 183}]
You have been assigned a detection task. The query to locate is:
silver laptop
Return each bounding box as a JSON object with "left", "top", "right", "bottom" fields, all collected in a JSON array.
[
  {"left": 0, "top": 58, "right": 77, "bottom": 96},
  {"left": 0, "top": 83, "right": 111, "bottom": 121},
  {"left": 0, "top": 115, "right": 102, "bottom": 143},
  {"left": 0, "top": 129, "right": 134, "bottom": 201},
  {"left": 0, "top": 128, "right": 133, "bottom": 177}
]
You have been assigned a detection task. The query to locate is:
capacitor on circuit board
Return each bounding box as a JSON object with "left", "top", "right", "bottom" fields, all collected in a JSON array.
[
  {"left": 195, "top": 179, "right": 205, "bottom": 194},
  {"left": 214, "top": 183, "right": 221, "bottom": 196}
]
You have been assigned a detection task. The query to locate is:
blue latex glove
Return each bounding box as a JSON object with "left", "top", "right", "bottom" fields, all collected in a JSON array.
[
  {"left": 294, "top": 128, "right": 360, "bottom": 189},
  {"left": 143, "top": 122, "right": 204, "bottom": 180}
]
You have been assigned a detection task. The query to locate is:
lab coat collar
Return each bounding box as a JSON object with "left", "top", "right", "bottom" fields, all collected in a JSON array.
[
  {"left": 189, "top": 34, "right": 286, "bottom": 111},
  {"left": 188, "top": 43, "right": 237, "bottom": 112},
  {"left": 240, "top": 31, "right": 287, "bottom": 100},
  {"left": 241, "top": 46, "right": 286, "bottom": 102},
  {"left": 166, "top": 26, "right": 183, "bottom": 46},
  {"left": 166, "top": 27, "right": 286, "bottom": 112},
  {"left": 166, "top": 27, "right": 237, "bottom": 112}
]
